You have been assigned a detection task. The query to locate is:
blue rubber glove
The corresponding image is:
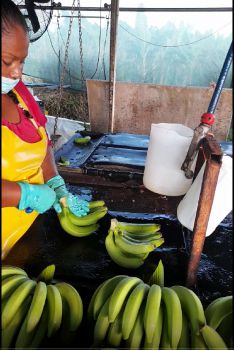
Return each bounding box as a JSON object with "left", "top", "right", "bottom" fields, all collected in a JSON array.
[
  {"left": 46, "top": 175, "right": 89, "bottom": 217},
  {"left": 17, "top": 182, "right": 56, "bottom": 214}
]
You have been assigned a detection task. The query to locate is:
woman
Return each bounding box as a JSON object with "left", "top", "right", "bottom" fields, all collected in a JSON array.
[{"left": 1, "top": 0, "right": 89, "bottom": 259}]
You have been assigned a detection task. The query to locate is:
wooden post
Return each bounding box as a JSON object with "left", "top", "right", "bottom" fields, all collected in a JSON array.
[
  {"left": 186, "top": 135, "right": 223, "bottom": 287},
  {"left": 108, "top": 0, "right": 119, "bottom": 132}
]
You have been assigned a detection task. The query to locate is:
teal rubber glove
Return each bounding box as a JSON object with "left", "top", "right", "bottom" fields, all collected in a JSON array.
[
  {"left": 46, "top": 175, "right": 90, "bottom": 217},
  {"left": 17, "top": 182, "right": 56, "bottom": 214}
]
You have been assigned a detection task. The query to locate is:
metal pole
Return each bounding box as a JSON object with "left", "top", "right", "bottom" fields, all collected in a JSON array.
[
  {"left": 207, "top": 42, "right": 233, "bottom": 113},
  {"left": 185, "top": 135, "right": 223, "bottom": 287},
  {"left": 108, "top": 0, "right": 119, "bottom": 133}
]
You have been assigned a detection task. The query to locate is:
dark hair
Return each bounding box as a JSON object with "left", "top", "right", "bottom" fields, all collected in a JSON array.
[{"left": 1, "top": 0, "right": 28, "bottom": 34}]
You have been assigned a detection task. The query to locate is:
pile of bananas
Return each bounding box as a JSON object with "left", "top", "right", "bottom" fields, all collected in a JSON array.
[
  {"left": 2, "top": 264, "right": 83, "bottom": 349},
  {"left": 58, "top": 200, "right": 108, "bottom": 237},
  {"left": 87, "top": 274, "right": 233, "bottom": 349},
  {"left": 105, "top": 218, "right": 165, "bottom": 268}
]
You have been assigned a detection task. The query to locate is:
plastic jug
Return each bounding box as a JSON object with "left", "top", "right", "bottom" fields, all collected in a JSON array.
[
  {"left": 177, "top": 155, "right": 233, "bottom": 236},
  {"left": 143, "top": 123, "right": 196, "bottom": 196}
]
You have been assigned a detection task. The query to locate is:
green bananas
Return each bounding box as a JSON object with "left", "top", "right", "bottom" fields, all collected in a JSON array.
[
  {"left": 36, "top": 264, "right": 55, "bottom": 283},
  {"left": 58, "top": 200, "right": 107, "bottom": 237},
  {"left": 74, "top": 135, "right": 91, "bottom": 145},
  {"left": 1, "top": 264, "right": 83, "bottom": 349},
  {"left": 111, "top": 218, "right": 161, "bottom": 234},
  {"left": 105, "top": 219, "right": 164, "bottom": 269},
  {"left": 58, "top": 155, "right": 70, "bottom": 166},
  {"left": 205, "top": 295, "right": 232, "bottom": 330},
  {"left": 87, "top": 267, "right": 233, "bottom": 349}
]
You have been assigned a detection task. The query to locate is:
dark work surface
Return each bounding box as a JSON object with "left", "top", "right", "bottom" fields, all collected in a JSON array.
[{"left": 3, "top": 205, "right": 232, "bottom": 348}]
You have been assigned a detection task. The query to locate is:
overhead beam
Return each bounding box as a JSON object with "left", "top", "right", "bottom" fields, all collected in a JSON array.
[{"left": 18, "top": 5, "right": 232, "bottom": 12}]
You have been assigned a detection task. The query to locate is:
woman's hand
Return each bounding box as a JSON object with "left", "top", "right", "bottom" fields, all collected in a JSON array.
[
  {"left": 46, "top": 175, "right": 90, "bottom": 217},
  {"left": 17, "top": 182, "right": 56, "bottom": 213}
]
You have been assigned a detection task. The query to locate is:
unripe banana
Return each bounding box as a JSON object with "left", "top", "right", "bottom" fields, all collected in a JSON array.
[
  {"left": 177, "top": 312, "right": 190, "bottom": 349},
  {"left": 67, "top": 206, "right": 108, "bottom": 226},
  {"left": 1, "top": 296, "right": 32, "bottom": 349},
  {"left": 105, "top": 230, "right": 145, "bottom": 269},
  {"left": 89, "top": 200, "right": 106, "bottom": 209},
  {"left": 15, "top": 307, "right": 36, "bottom": 349},
  {"left": 121, "top": 229, "right": 165, "bottom": 248},
  {"left": 28, "top": 306, "right": 48, "bottom": 349},
  {"left": 58, "top": 156, "right": 70, "bottom": 166},
  {"left": 161, "top": 286, "right": 183, "bottom": 349},
  {"left": 144, "top": 304, "right": 163, "bottom": 350},
  {"left": 114, "top": 230, "right": 155, "bottom": 255},
  {"left": 58, "top": 207, "right": 99, "bottom": 237},
  {"left": 93, "top": 296, "right": 111, "bottom": 346},
  {"left": 108, "top": 276, "right": 142, "bottom": 323},
  {"left": 46, "top": 284, "right": 63, "bottom": 337},
  {"left": 36, "top": 264, "right": 55, "bottom": 283},
  {"left": 200, "top": 324, "right": 228, "bottom": 349},
  {"left": 2, "top": 265, "right": 28, "bottom": 280},
  {"left": 111, "top": 218, "right": 160, "bottom": 234},
  {"left": 171, "top": 285, "right": 206, "bottom": 335},
  {"left": 2, "top": 274, "right": 28, "bottom": 300},
  {"left": 87, "top": 281, "right": 107, "bottom": 323},
  {"left": 125, "top": 301, "right": 145, "bottom": 350},
  {"left": 205, "top": 295, "right": 232, "bottom": 329},
  {"left": 74, "top": 135, "right": 91, "bottom": 145},
  {"left": 55, "top": 282, "right": 83, "bottom": 331},
  {"left": 26, "top": 281, "right": 47, "bottom": 333},
  {"left": 143, "top": 284, "right": 162, "bottom": 343},
  {"left": 107, "top": 307, "right": 124, "bottom": 347},
  {"left": 122, "top": 282, "right": 149, "bottom": 340},
  {"left": 160, "top": 307, "right": 172, "bottom": 349},
  {"left": 2, "top": 279, "right": 36, "bottom": 329},
  {"left": 148, "top": 259, "right": 164, "bottom": 287},
  {"left": 216, "top": 313, "right": 233, "bottom": 348},
  {"left": 123, "top": 230, "right": 163, "bottom": 242},
  {"left": 191, "top": 333, "right": 207, "bottom": 349},
  {"left": 92, "top": 275, "right": 127, "bottom": 320}
]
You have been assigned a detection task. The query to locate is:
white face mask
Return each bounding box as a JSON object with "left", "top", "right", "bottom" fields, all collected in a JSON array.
[{"left": 1, "top": 76, "right": 20, "bottom": 94}]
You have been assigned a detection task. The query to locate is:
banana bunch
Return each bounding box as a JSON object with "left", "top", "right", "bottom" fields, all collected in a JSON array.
[
  {"left": 1, "top": 264, "right": 83, "bottom": 349},
  {"left": 105, "top": 218, "right": 164, "bottom": 269},
  {"left": 87, "top": 271, "right": 233, "bottom": 349},
  {"left": 58, "top": 200, "right": 108, "bottom": 237},
  {"left": 87, "top": 274, "right": 183, "bottom": 349}
]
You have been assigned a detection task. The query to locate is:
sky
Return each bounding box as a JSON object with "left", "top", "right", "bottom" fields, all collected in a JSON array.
[{"left": 50, "top": 0, "right": 232, "bottom": 36}]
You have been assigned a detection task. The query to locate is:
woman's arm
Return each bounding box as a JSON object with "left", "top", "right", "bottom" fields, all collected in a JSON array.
[
  {"left": 2, "top": 180, "right": 21, "bottom": 207},
  {"left": 41, "top": 145, "right": 59, "bottom": 183}
]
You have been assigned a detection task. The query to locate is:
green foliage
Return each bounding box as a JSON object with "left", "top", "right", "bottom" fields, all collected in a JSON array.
[{"left": 24, "top": 12, "right": 232, "bottom": 90}]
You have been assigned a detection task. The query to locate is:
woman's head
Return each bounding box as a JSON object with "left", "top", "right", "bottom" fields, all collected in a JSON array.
[
  {"left": 2, "top": 0, "right": 28, "bottom": 35},
  {"left": 1, "top": 0, "right": 29, "bottom": 81}
]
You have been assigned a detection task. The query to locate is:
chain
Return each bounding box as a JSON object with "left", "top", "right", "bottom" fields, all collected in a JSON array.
[
  {"left": 77, "top": 0, "right": 85, "bottom": 87},
  {"left": 52, "top": 0, "right": 76, "bottom": 143},
  {"left": 77, "top": 0, "right": 89, "bottom": 124}
]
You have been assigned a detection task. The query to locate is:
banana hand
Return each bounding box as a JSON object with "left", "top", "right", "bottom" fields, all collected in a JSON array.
[
  {"left": 105, "top": 230, "right": 145, "bottom": 269},
  {"left": 67, "top": 206, "right": 108, "bottom": 226},
  {"left": 58, "top": 207, "right": 99, "bottom": 237}
]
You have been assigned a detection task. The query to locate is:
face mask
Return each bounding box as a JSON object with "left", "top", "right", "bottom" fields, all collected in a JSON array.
[{"left": 1, "top": 76, "right": 20, "bottom": 94}]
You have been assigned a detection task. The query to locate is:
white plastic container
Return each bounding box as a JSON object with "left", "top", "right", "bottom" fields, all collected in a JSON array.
[
  {"left": 177, "top": 155, "right": 233, "bottom": 236},
  {"left": 143, "top": 123, "right": 196, "bottom": 196}
]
